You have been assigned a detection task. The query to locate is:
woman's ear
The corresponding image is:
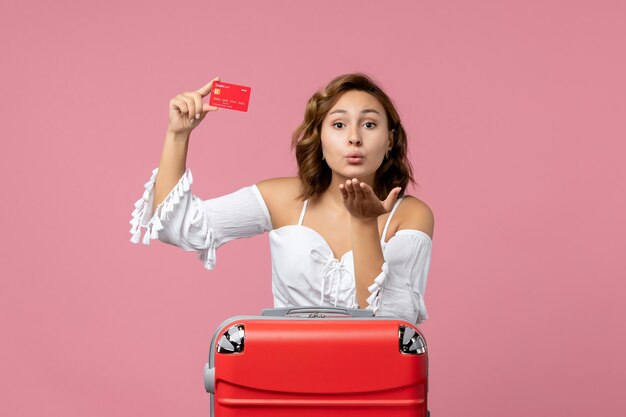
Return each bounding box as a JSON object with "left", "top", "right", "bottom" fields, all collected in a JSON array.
[{"left": 389, "top": 129, "right": 395, "bottom": 147}]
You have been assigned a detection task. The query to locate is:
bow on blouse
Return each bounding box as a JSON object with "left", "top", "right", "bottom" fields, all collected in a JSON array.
[{"left": 309, "top": 248, "right": 356, "bottom": 307}]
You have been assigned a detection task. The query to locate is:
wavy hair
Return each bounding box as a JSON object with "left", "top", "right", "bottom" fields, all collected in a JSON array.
[{"left": 291, "top": 72, "right": 416, "bottom": 201}]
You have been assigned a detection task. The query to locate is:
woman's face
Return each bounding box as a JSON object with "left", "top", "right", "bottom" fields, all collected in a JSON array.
[{"left": 320, "top": 89, "right": 394, "bottom": 184}]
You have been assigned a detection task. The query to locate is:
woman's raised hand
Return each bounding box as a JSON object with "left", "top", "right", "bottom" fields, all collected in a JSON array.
[
  {"left": 167, "top": 76, "right": 221, "bottom": 134},
  {"left": 340, "top": 179, "right": 402, "bottom": 220}
]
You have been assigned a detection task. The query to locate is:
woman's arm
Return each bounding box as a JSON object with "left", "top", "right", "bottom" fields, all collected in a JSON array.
[
  {"left": 351, "top": 218, "right": 385, "bottom": 308},
  {"left": 152, "top": 129, "right": 190, "bottom": 213},
  {"left": 152, "top": 76, "right": 221, "bottom": 213},
  {"left": 352, "top": 196, "right": 434, "bottom": 309},
  {"left": 131, "top": 169, "right": 272, "bottom": 270},
  {"left": 367, "top": 229, "right": 433, "bottom": 324},
  {"left": 337, "top": 177, "right": 433, "bottom": 323},
  {"left": 131, "top": 77, "right": 278, "bottom": 269}
]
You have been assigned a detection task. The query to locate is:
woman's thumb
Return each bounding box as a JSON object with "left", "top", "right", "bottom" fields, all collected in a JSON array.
[{"left": 203, "top": 103, "right": 220, "bottom": 113}]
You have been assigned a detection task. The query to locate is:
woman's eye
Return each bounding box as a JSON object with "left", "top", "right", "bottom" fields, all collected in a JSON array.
[{"left": 332, "top": 122, "right": 376, "bottom": 129}]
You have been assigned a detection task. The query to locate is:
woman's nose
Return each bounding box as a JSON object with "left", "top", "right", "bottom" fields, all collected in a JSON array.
[{"left": 348, "top": 128, "right": 362, "bottom": 145}]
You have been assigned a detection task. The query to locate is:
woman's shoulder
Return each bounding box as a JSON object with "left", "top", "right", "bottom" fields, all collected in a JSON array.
[
  {"left": 255, "top": 176, "right": 303, "bottom": 228},
  {"left": 255, "top": 176, "right": 302, "bottom": 201},
  {"left": 396, "top": 194, "right": 435, "bottom": 240}
]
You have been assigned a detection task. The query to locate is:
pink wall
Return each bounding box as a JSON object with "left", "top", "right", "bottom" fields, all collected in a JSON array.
[{"left": 2, "top": 1, "right": 625, "bottom": 416}]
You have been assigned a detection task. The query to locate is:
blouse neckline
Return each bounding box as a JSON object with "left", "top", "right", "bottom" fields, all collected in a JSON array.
[
  {"left": 267, "top": 194, "right": 431, "bottom": 261},
  {"left": 269, "top": 225, "right": 431, "bottom": 262}
]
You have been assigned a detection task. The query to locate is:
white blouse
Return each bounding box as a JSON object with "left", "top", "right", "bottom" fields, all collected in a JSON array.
[{"left": 130, "top": 168, "right": 432, "bottom": 325}]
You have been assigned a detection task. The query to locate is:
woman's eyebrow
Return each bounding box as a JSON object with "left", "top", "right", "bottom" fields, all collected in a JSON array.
[{"left": 328, "top": 109, "right": 381, "bottom": 115}]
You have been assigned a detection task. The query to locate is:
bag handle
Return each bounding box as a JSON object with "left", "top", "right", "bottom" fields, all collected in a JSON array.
[{"left": 261, "top": 306, "right": 375, "bottom": 318}]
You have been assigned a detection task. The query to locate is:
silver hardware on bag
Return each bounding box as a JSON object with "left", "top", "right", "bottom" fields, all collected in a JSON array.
[
  {"left": 203, "top": 363, "right": 215, "bottom": 393},
  {"left": 399, "top": 325, "right": 427, "bottom": 355},
  {"left": 308, "top": 312, "right": 326, "bottom": 318},
  {"left": 216, "top": 324, "right": 245, "bottom": 354}
]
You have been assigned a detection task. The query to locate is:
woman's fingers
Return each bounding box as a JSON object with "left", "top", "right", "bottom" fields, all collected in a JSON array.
[
  {"left": 341, "top": 180, "right": 397, "bottom": 218},
  {"left": 196, "top": 76, "right": 222, "bottom": 114},
  {"left": 203, "top": 103, "right": 220, "bottom": 113},
  {"left": 182, "top": 92, "right": 202, "bottom": 119},
  {"left": 354, "top": 179, "right": 367, "bottom": 200},
  {"left": 167, "top": 76, "right": 222, "bottom": 134},
  {"left": 339, "top": 183, "right": 348, "bottom": 200},
  {"left": 382, "top": 187, "right": 402, "bottom": 211},
  {"left": 171, "top": 97, "right": 190, "bottom": 117},
  {"left": 359, "top": 181, "right": 377, "bottom": 203},
  {"left": 172, "top": 93, "right": 196, "bottom": 120},
  {"left": 189, "top": 75, "right": 221, "bottom": 120},
  {"left": 196, "top": 76, "right": 220, "bottom": 97},
  {"left": 181, "top": 90, "right": 220, "bottom": 124},
  {"left": 345, "top": 179, "right": 355, "bottom": 200},
  {"left": 344, "top": 178, "right": 373, "bottom": 203},
  {"left": 183, "top": 94, "right": 196, "bottom": 121}
]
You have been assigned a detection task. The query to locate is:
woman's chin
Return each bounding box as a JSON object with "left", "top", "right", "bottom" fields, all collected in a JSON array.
[{"left": 333, "top": 167, "right": 376, "bottom": 182}]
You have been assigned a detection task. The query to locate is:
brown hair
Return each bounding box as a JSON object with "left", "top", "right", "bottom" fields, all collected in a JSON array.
[{"left": 291, "top": 72, "right": 416, "bottom": 201}]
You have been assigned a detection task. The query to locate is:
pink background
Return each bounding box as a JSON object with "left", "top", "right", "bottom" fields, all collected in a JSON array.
[{"left": 2, "top": 1, "right": 625, "bottom": 416}]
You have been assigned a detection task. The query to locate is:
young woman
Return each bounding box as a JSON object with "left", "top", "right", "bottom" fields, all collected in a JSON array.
[{"left": 130, "top": 73, "right": 434, "bottom": 325}]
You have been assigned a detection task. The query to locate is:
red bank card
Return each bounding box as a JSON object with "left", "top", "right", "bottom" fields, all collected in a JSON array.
[{"left": 209, "top": 81, "right": 252, "bottom": 112}]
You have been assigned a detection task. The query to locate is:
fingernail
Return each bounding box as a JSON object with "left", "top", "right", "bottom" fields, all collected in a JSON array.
[{"left": 196, "top": 113, "right": 200, "bottom": 119}]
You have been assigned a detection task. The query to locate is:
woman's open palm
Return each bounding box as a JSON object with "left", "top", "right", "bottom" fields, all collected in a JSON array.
[{"left": 340, "top": 178, "right": 401, "bottom": 220}]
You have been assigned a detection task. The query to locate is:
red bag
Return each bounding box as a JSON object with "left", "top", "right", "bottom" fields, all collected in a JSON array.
[{"left": 204, "top": 306, "right": 430, "bottom": 416}]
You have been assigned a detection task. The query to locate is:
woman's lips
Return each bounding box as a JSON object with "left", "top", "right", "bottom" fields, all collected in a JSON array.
[{"left": 346, "top": 156, "right": 364, "bottom": 164}]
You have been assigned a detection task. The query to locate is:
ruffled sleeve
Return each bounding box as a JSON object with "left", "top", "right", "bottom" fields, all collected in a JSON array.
[
  {"left": 365, "top": 230, "right": 432, "bottom": 325},
  {"left": 129, "top": 168, "right": 272, "bottom": 270}
]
